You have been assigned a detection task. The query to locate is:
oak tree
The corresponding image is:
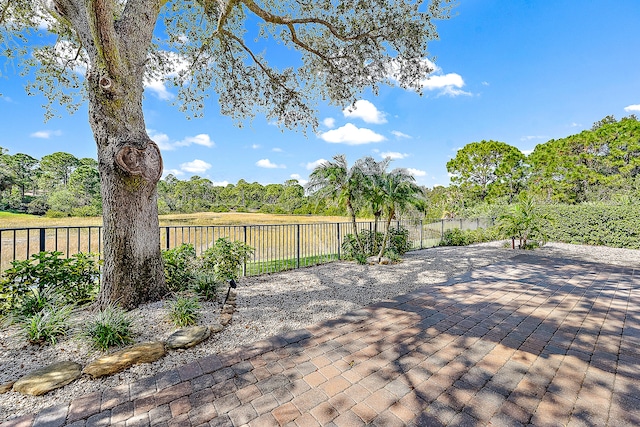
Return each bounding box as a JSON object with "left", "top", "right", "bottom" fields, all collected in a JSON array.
[{"left": 1, "top": 0, "right": 452, "bottom": 308}]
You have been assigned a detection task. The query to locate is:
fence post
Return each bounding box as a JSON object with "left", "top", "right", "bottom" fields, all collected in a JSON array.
[
  {"left": 337, "top": 223, "right": 341, "bottom": 260},
  {"left": 243, "top": 226, "right": 247, "bottom": 277},
  {"left": 296, "top": 224, "right": 301, "bottom": 269},
  {"left": 165, "top": 227, "right": 170, "bottom": 250},
  {"left": 39, "top": 228, "right": 45, "bottom": 253},
  {"left": 420, "top": 220, "right": 423, "bottom": 249}
]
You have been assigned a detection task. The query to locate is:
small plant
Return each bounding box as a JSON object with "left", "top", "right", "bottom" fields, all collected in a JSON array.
[
  {"left": 354, "top": 253, "right": 368, "bottom": 265},
  {"left": 85, "top": 306, "right": 133, "bottom": 351},
  {"left": 167, "top": 295, "right": 201, "bottom": 327},
  {"left": 201, "top": 238, "right": 254, "bottom": 282},
  {"left": 162, "top": 244, "right": 197, "bottom": 292},
  {"left": 21, "top": 304, "right": 72, "bottom": 345},
  {"left": 0, "top": 251, "right": 100, "bottom": 315},
  {"left": 191, "top": 271, "right": 218, "bottom": 301},
  {"left": 384, "top": 250, "right": 402, "bottom": 263}
]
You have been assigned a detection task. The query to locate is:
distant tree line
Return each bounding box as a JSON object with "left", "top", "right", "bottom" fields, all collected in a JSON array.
[
  {"left": 428, "top": 114, "right": 640, "bottom": 219},
  {"left": 0, "top": 150, "right": 101, "bottom": 217},
  {"left": 2, "top": 114, "right": 637, "bottom": 220}
]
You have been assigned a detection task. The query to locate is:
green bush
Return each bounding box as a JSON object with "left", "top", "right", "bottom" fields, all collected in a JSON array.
[
  {"left": 539, "top": 204, "right": 640, "bottom": 249},
  {"left": 21, "top": 304, "right": 72, "bottom": 345},
  {"left": 0, "top": 251, "right": 100, "bottom": 315},
  {"left": 85, "top": 306, "right": 133, "bottom": 351},
  {"left": 439, "top": 227, "right": 500, "bottom": 247},
  {"left": 167, "top": 295, "right": 201, "bottom": 327},
  {"left": 162, "top": 244, "right": 197, "bottom": 292},
  {"left": 162, "top": 239, "right": 253, "bottom": 299},
  {"left": 201, "top": 238, "right": 254, "bottom": 282},
  {"left": 342, "top": 225, "right": 412, "bottom": 260}
]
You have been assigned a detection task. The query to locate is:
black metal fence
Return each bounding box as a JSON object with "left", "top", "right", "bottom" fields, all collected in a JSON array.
[{"left": 0, "top": 218, "right": 493, "bottom": 274}]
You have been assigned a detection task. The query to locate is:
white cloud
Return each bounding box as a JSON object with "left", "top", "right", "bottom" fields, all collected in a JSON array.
[
  {"left": 163, "top": 168, "right": 185, "bottom": 177},
  {"left": 391, "top": 58, "right": 471, "bottom": 97},
  {"left": 522, "top": 149, "right": 534, "bottom": 156},
  {"left": 256, "top": 159, "right": 285, "bottom": 169},
  {"left": 148, "top": 130, "right": 172, "bottom": 150},
  {"left": 149, "top": 130, "right": 214, "bottom": 151},
  {"left": 407, "top": 168, "right": 427, "bottom": 177},
  {"left": 570, "top": 122, "right": 581, "bottom": 128},
  {"left": 144, "top": 51, "right": 189, "bottom": 100},
  {"left": 272, "top": 147, "right": 283, "bottom": 152},
  {"left": 323, "top": 118, "right": 336, "bottom": 128},
  {"left": 624, "top": 104, "right": 640, "bottom": 112},
  {"left": 180, "top": 159, "right": 212, "bottom": 174},
  {"left": 482, "top": 81, "right": 490, "bottom": 86},
  {"left": 306, "top": 159, "right": 328, "bottom": 170},
  {"left": 176, "top": 134, "right": 215, "bottom": 148},
  {"left": 290, "top": 174, "right": 308, "bottom": 186},
  {"left": 343, "top": 100, "right": 387, "bottom": 124},
  {"left": 30, "top": 130, "right": 62, "bottom": 139},
  {"left": 520, "top": 135, "right": 548, "bottom": 141},
  {"left": 211, "top": 180, "right": 229, "bottom": 186},
  {"left": 381, "top": 151, "right": 409, "bottom": 160},
  {"left": 391, "top": 131, "right": 412, "bottom": 139},
  {"left": 319, "top": 123, "right": 386, "bottom": 145}
]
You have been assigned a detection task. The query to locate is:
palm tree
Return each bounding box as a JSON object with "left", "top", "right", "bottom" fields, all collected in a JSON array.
[
  {"left": 376, "top": 168, "right": 423, "bottom": 262},
  {"left": 358, "top": 156, "right": 392, "bottom": 252},
  {"left": 306, "top": 155, "right": 366, "bottom": 253},
  {"left": 498, "top": 193, "right": 551, "bottom": 248}
]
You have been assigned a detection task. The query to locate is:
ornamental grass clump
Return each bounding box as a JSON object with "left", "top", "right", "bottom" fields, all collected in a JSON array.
[
  {"left": 21, "top": 304, "right": 72, "bottom": 345},
  {"left": 85, "top": 305, "right": 134, "bottom": 351},
  {"left": 167, "top": 295, "right": 201, "bottom": 327}
]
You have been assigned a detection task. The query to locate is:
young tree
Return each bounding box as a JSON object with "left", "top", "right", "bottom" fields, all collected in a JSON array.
[
  {"left": 375, "top": 168, "right": 422, "bottom": 262},
  {"left": 306, "top": 155, "right": 366, "bottom": 252},
  {"left": 2, "top": 1, "right": 452, "bottom": 308}
]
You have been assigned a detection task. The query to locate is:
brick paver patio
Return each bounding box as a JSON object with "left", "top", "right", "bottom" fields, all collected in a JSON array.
[{"left": 2, "top": 254, "right": 639, "bottom": 426}]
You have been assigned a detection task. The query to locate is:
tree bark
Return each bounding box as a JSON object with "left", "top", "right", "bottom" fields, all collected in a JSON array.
[
  {"left": 57, "top": 0, "right": 169, "bottom": 309},
  {"left": 88, "top": 67, "right": 167, "bottom": 309}
]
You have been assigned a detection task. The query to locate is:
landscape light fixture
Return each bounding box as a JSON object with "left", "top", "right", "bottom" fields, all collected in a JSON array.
[{"left": 223, "top": 279, "right": 237, "bottom": 306}]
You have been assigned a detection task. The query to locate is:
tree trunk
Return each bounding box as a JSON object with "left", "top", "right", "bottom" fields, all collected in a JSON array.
[
  {"left": 347, "top": 198, "right": 364, "bottom": 254},
  {"left": 87, "top": 68, "right": 167, "bottom": 310},
  {"left": 377, "top": 210, "right": 394, "bottom": 262}
]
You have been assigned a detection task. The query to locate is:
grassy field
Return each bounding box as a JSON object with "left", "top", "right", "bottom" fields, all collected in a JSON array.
[{"left": 0, "top": 211, "right": 351, "bottom": 228}]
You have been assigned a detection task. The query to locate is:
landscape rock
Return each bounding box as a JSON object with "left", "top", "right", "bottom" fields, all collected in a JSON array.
[
  {"left": 220, "top": 313, "right": 233, "bottom": 326},
  {"left": 222, "top": 305, "right": 235, "bottom": 315},
  {"left": 0, "top": 381, "right": 16, "bottom": 394},
  {"left": 13, "top": 361, "right": 82, "bottom": 396},
  {"left": 210, "top": 322, "right": 225, "bottom": 333},
  {"left": 83, "top": 342, "right": 166, "bottom": 378},
  {"left": 166, "top": 326, "right": 211, "bottom": 350}
]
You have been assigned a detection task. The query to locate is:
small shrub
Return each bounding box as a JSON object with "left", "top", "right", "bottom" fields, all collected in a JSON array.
[
  {"left": 354, "top": 253, "right": 368, "bottom": 265},
  {"left": 384, "top": 250, "right": 402, "bottom": 263},
  {"left": 440, "top": 228, "right": 468, "bottom": 246},
  {"left": 167, "top": 295, "right": 201, "bottom": 327},
  {"left": 201, "top": 238, "right": 254, "bottom": 282},
  {"left": 191, "top": 272, "right": 218, "bottom": 301},
  {"left": 342, "top": 226, "right": 411, "bottom": 261},
  {"left": 21, "top": 304, "right": 72, "bottom": 345},
  {"left": 85, "top": 306, "right": 133, "bottom": 351},
  {"left": 0, "top": 251, "right": 100, "bottom": 314},
  {"left": 162, "top": 244, "right": 197, "bottom": 292}
]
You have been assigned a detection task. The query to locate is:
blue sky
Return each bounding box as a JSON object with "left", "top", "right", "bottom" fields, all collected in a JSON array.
[{"left": 1, "top": 0, "right": 639, "bottom": 188}]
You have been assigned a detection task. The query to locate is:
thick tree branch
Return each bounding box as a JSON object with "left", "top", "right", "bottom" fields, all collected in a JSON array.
[{"left": 86, "top": 0, "right": 122, "bottom": 77}]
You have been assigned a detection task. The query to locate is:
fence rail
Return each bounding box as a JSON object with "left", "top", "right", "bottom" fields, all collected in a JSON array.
[{"left": 0, "top": 218, "right": 493, "bottom": 274}]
